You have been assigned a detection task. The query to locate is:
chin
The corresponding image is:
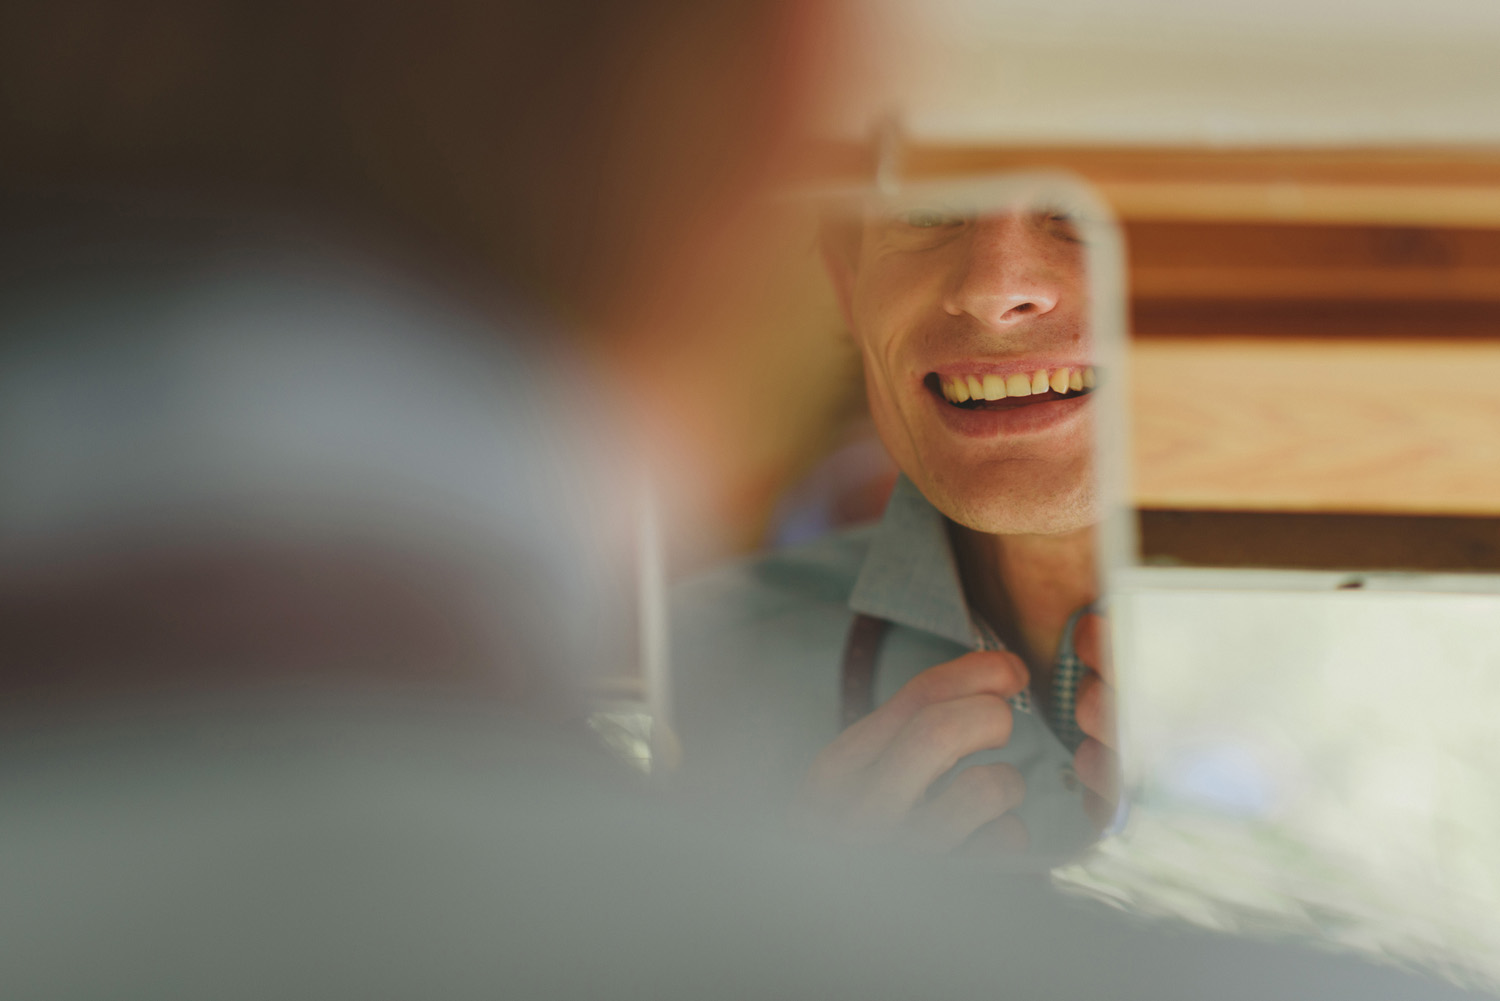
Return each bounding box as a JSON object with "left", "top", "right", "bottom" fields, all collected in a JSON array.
[{"left": 926, "top": 477, "right": 1101, "bottom": 538}]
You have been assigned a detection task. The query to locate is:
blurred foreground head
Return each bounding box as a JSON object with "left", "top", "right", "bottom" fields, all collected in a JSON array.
[
  {"left": 0, "top": 0, "right": 837, "bottom": 329},
  {"left": 0, "top": 0, "right": 840, "bottom": 714}
]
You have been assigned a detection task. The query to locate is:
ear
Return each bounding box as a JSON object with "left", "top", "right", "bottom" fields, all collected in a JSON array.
[{"left": 817, "top": 211, "right": 862, "bottom": 336}]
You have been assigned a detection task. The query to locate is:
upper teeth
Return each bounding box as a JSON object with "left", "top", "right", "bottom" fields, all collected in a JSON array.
[{"left": 940, "top": 366, "right": 1096, "bottom": 403}]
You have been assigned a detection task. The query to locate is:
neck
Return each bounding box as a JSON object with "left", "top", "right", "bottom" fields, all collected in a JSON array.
[{"left": 950, "top": 521, "right": 1098, "bottom": 685}]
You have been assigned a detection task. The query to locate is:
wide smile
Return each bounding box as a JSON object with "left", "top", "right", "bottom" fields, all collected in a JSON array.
[
  {"left": 922, "top": 365, "right": 1096, "bottom": 436},
  {"left": 927, "top": 365, "right": 1095, "bottom": 408}
]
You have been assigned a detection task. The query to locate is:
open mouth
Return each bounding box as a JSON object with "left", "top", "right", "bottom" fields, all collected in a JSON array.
[{"left": 927, "top": 366, "right": 1096, "bottom": 411}]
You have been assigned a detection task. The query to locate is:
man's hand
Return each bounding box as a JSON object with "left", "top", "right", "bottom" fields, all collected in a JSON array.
[
  {"left": 796, "top": 650, "right": 1031, "bottom": 853},
  {"left": 1071, "top": 612, "right": 1119, "bottom": 827}
]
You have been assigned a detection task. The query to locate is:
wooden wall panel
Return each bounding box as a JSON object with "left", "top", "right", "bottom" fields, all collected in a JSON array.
[
  {"left": 1132, "top": 300, "right": 1500, "bottom": 340},
  {"left": 802, "top": 143, "right": 1500, "bottom": 226},
  {"left": 1129, "top": 337, "right": 1500, "bottom": 515},
  {"left": 1126, "top": 222, "right": 1500, "bottom": 303},
  {"left": 1138, "top": 510, "right": 1500, "bottom": 572},
  {"left": 906, "top": 145, "right": 1500, "bottom": 228}
]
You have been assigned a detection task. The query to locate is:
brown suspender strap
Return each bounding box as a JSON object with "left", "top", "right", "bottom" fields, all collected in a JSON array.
[{"left": 839, "top": 613, "right": 892, "bottom": 729}]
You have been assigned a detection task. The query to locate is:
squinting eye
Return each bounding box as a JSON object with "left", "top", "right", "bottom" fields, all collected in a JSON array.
[{"left": 1041, "top": 210, "right": 1083, "bottom": 242}]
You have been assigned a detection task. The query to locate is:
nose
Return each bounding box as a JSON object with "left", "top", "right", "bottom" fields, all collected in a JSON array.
[{"left": 941, "top": 213, "right": 1064, "bottom": 327}]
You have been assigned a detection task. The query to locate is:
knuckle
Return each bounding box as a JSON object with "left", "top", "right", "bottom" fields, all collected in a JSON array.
[
  {"left": 1074, "top": 614, "right": 1098, "bottom": 659},
  {"left": 905, "top": 695, "right": 1010, "bottom": 759},
  {"left": 1073, "top": 747, "right": 1099, "bottom": 789},
  {"left": 906, "top": 701, "right": 967, "bottom": 757},
  {"left": 898, "top": 669, "right": 937, "bottom": 705},
  {"left": 987, "top": 814, "right": 1031, "bottom": 853},
  {"left": 897, "top": 651, "right": 1028, "bottom": 709},
  {"left": 1073, "top": 739, "right": 1119, "bottom": 797},
  {"left": 953, "top": 764, "right": 1025, "bottom": 813},
  {"left": 986, "top": 696, "right": 1015, "bottom": 744},
  {"left": 999, "top": 651, "right": 1030, "bottom": 689},
  {"left": 974, "top": 650, "right": 1025, "bottom": 692},
  {"left": 962, "top": 814, "right": 1030, "bottom": 855},
  {"left": 1075, "top": 682, "right": 1100, "bottom": 735},
  {"left": 899, "top": 658, "right": 965, "bottom": 706},
  {"left": 971, "top": 696, "right": 1015, "bottom": 749}
]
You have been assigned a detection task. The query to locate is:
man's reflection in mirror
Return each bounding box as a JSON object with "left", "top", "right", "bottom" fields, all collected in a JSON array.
[{"left": 672, "top": 195, "right": 1117, "bottom": 854}]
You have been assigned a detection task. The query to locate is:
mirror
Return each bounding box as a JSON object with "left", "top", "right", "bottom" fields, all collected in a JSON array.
[{"left": 667, "top": 172, "right": 1127, "bottom": 864}]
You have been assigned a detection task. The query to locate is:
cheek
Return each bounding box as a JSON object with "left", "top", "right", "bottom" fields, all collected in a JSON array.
[
  {"left": 854, "top": 341, "right": 900, "bottom": 433},
  {"left": 858, "top": 355, "right": 925, "bottom": 476},
  {"left": 848, "top": 285, "right": 899, "bottom": 385},
  {"left": 850, "top": 290, "right": 917, "bottom": 391},
  {"left": 859, "top": 358, "right": 894, "bottom": 415}
]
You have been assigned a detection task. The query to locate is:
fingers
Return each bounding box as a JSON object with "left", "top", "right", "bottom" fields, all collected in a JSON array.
[
  {"left": 1072, "top": 737, "right": 1118, "bottom": 803},
  {"left": 901, "top": 763, "right": 1026, "bottom": 853},
  {"left": 811, "top": 650, "right": 1028, "bottom": 779},
  {"left": 1073, "top": 737, "right": 1120, "bottom": 830},
  {"left": 959, "top": 813, "right": 1031, "bottom": 856},
  {"left": 1082, "top": 788, "right": 1116, "bottom": 831},
  {"left": 798, "top": 651, "right": 1028, "bottom": 843},
  {"left": 843, "top": 693, "right": 1017, "bottom": 825},
  {"left": 1073, "top": 614, "right": 1116, "bottom": 755},
  {"left": 1074, "top": 615, "right": 1121, "bottom": 833},
  {"left": 1073, "top": 670, "right": 1115, "bottom": 747},
  {"left": 1072, "top": 612, "right": 1112, "bottom": 683}
]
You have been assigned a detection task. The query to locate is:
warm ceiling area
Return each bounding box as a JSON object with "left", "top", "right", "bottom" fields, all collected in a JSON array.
[{"left": 839, "top": 0, "right": 1500, "bottom": 145}]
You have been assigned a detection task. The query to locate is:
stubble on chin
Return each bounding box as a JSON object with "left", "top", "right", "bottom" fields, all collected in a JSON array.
[{"left": 917, "top": 468, "right": 1100, "bottom": 539}]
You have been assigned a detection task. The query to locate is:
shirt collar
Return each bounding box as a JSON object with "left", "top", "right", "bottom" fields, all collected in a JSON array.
[{"left": 848, "top": 475, "right": 984, "bottom": 649}]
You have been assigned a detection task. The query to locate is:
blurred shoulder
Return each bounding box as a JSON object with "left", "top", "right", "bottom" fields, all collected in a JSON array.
[
  {"left": 672, "top": 522, "right": 878, "bottom": 625},
  {"left": 668, "top": 525, "right": 877, "bottom": 796}
]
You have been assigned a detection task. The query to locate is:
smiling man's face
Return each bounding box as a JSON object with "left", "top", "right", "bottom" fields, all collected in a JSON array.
[{"left": 825, "top": 202, "right": 1096, "bottom": 537}]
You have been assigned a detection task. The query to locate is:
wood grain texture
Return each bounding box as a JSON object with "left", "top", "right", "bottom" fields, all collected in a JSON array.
[
  {"left": 798, "top": 143, "right": 1500, "bottom": 227},
  {"left": 1138, "top": 509, "right": 1500, "bottom": 572},
  {"left": 1105, "top": 181, "right": 1500, "bottom": 228},
  {"left": 1127, "top": 221, "right": 1500, "bottom": 303},
  {"left": 901, "top": 146, "right": 1500, "bottom": 188},
  {"left": 1131, "top": 300, "right": 1500, "bottom": 340},
  {"left": 1129, "top": 338, "right": 1500, "bottom": 514}
]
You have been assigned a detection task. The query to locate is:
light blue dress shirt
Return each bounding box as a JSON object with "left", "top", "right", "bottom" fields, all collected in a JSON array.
[{"left": 671, "top": 476, "right": 1100, "bottom": 859}]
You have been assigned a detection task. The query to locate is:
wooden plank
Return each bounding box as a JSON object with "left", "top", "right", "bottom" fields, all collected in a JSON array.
[
  {"left": 1129, "top": 337, "right": 1500, "bottom": 514},
  {"left": 1127, "top": 221, "right": 1500, "bottom": 270},
  {"left": 1105, "top": 181, "right": 1500, "bottom": 229},
  {"left": 798, "top": 142, "right": 1500, "bottom": 227},
  {"left": 1132, "top": 300, "right": 1500, "bottom": 340},
  {"left": 1138, "top": 509, "right": 1500, "bottom": 573},
  {"left": 1126, "top": 221, "right": 1500, "bottom": 302},
  {"left": 901, "top": 146, "right": 1500, "bottom": 188},
  {"left": 1132, "top": 265, "right": 1500, "bottom": 301}
]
